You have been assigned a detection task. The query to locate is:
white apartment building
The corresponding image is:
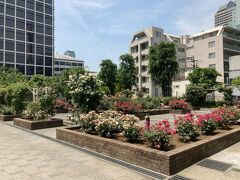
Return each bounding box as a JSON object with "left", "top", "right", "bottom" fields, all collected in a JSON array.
[
  {"left": 129, "top": 26, "right": 186, "bottom": 97},
  {"left": 215, "top": 0, "right": 240, "bottom": 29},
  {"left": 54, "top": 53, "right": 84, "bottom": 75}
]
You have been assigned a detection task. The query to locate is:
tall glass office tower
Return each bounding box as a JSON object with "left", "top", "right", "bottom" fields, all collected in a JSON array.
[{"left": 0, "top": 0, "right": 54, "bottom": 76}]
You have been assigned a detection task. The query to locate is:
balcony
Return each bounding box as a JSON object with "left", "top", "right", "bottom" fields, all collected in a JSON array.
[
  {"left": 223, "top": 44, "right": 240, "bottom": 52},
  {"left": 223, "top": 33, "right": 240, "bottom": 42}
]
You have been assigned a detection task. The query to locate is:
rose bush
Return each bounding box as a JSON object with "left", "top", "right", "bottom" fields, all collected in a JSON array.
[
  {"left": 174, "top": 114, "right": 199, "bottom": 142},
  {"left": 169, "top": 99, "right": 189, "bottom": 110},
  {"left": 115, "top": 101, "right": 142, "bottom": 114},
  {"left": 144, "top": 120, "right": 176, "bottom": 150}
]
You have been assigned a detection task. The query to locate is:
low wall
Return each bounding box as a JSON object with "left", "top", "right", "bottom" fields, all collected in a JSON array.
[
  {"left": 133, "top": 109, "right": 170, "bottom": 120},
  {"left": 0, "top": 115, "right": 21, "bottom": 122},
  {"left": 56, "top": 127, "right": 240, "bottom": 175},
  {"left": 14, "top": 118, "right": 63, "bottom": 130}
]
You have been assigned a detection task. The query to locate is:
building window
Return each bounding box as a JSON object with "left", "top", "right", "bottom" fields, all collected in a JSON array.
[
  {"left": 178, "top": 48, "right": 185, "bottom": 52},
  {"left": 224, "top": 61, "right": 229, "bottom": 71},
  {"left": 209, "top": 64, "right": 216, "bottom": 69},
  {"left": 209, "top": 52, "right": 216, "bottom": 59},
  {"left": 208, "top": 41, "right": 215, "bottom": 48},
  {"left": 156, "top": 31, "right": 161, "bottom": 37}
]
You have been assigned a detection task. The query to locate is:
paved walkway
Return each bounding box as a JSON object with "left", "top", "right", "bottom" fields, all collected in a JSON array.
[{"left": 0, "top": 123, "right": 151, "bottom": 180}]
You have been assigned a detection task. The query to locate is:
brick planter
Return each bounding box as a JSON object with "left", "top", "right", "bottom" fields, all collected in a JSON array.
[
  {"left": 170, "top": 109, "right": 191, "bottom": 114},
  {"left": 133, "top": 109, "right": 170, "bottom": 120},
  {"left": 14, "top": 118, "right": 63, "bottom": 130},
  {"left": 56, "top": 126, "right": 240, "bottom": 176},
  {"left": 0, "top": 115, "right": 21, "bottom": 122}
]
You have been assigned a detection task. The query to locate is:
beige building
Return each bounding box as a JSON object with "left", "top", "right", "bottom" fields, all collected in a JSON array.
[
  {"left": 129, "top": 26, "right": 186, "bottom": 97},
  {"left": 215, "top": 0, "right": 240, "bottom": 29},
  {"left": 186, "top": 26, "right": 240, "bottom": 84}
]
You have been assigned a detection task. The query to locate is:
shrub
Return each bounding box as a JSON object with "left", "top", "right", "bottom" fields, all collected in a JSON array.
[
  {"left": 55, "top": 99, "right": 72, "bottom": 110},
  {"left": 144, "top": 120, "right": 176, "bottom": 150},
  {"left": 197, "top": 114, "right": 222, "bottom": 135},
  {"left": 24, "top": 102, "right": 47, "bottom": 120},
  {"left": 96, "top": 118, "right": 120, "bottom": 137},
  {"left": 169, "top": 99, "right": 189, "bottom": 110},
  {"left": 174, "top": 114, "right": 199, "bottom": 142},
  {"left": 68, "top": 73, "right": 103, "bottom": 113},
  {"left": 115, "top": 101, "right": 142, "bottom": 114},
  {"left": 39, "top": 94, "right": 56, "bottom": 117},
  {"left": 123, "top": 123, "right": 142, "bottom": 142},
  {"left": 98, "top": 96, "right": 115, "bottom": 111},
  {"left": 76, "top": 111, "right": 99, "bottom": 133},
  {"left": 0, "top": 106, "right": 15, "bottom": 115},
  {"left": 186, "top": 85, "right": 205, "bottom": 108}
]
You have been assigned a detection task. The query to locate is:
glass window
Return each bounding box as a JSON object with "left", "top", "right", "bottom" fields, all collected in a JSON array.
[
  {"left": 6, "top": 16, "right": 15, "bottom": 28},
  {"left": 16, "top": 53, "right": 25, "bottom": 63},
  {"left": 5, "top": 64, "right": 14, "bottom": 68},
  {"left": 5, "top": 28, "right": 15, "bottom": 39},
  {"left": 45, "top": 67, "right": 52, "bottom": 76},
  {"left": 5, "top": 40, "right": 15, "bottom": 51},
  {"left": 16, "top": 41, "right": 25, "bottom": 52},
  {"left": 0, "top": 39, "right": 3, "bottom": 49},
  {"left": 36, "top": 45, "right": 43, "bottom": 55},
  {"left": 6, "top": 0, "right": 15, "bottom": 5},
  {"left": 36, "top": 13, "right": 43, "bottom": 23},
  {"left": 36, "top": 23, "right": 44, "bottom": 33},
  {"left": 209, "top": 52, "right": 216, "bottom": 59},
  {"left": 26, "top": 43, "right": 34, "bottom": 53},
  {"left": 0, "top": 26, "right": 3, "bottom": 37},
  {"left": 36, "top": 2, "right": 43, "bottom": 12},
  {"left": 45, "top": 56, "right": 52, "bottom": 66},
  {"left": 26, "top": 66, "right": 34, "bottom": 75},
  {"left": 45, "top": 26, "right": 52, "bottom": 35},
  {"left": 208, "top": 41, "right": 215, "bottom": 48},
  {"left": 0, "top": 3, "right": 4, "bottom": 14},
  {"left": 60, "top": 61, "right": 65, "bottom": 66},
  {"left": 45, "top": 0, "right": 53, "bottom": 5},
  {"left": 45, "top": 36, "right": 52, "bottom": 46},
  {"left": 27, "top": 10, "right": 34, "bottom": 21},
  {"left": 26, "top": 21, "right": 34, "bottom": 31},
  {"left": 45, "top": 5, "right": 52, "bottom": 15},
  {"left": 45, "top": 15, "right": 52, "bottom": 25},
  {"left": 5, "top": 51, "right": 14, "bottom": 63},
  {"left": 27, "top": 0, "right": 34, "bottom": 10},
  {"left": 16, "top": 18, "right": 25, "bottom": 29},
  {"left": 36, "top": 66, "right": 43, "bottom": 75},
  {"left": 17, "top": 0, "right": 25, "bottom": 7},
  {"left": 36, "top": 34, "right": 44, "bottom": 44},
  {"left": 36, "top": 55, "right": 43, "bottom": 65},
  {"left": 16, "top": 30, "right": 25, "bottom": 41},
  {"left": 27, "top": 32, "right": 34, "bottom": 42},
  {"left": 16, "top": 64, "right": 25, "bottom": 75},
  {"left": 16, "top": 7, "right": 25, "bottom": 18},
  {"left": 0, "top": 50, "right": 3, "bottom": 61},
  {"left": 6, "top": 4, "right": 15, "bottom": 16},
  {"left": 45, "top": 47, "right": 52, "bottom": 56},
  {"left": 27, "top": 54, "right": 34, "bottom": 64},
  {"left": 0, "top": 15, "right": 4, "bottom": 26}
]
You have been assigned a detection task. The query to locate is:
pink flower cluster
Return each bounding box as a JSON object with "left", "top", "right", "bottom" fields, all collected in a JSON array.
[
  {"left": 115, "top": 101, "right": 142, "bottom": 114},
  {"left": 152, "top": 120, "right": 176, "bottom": 135},
  {"left": 169, "top": 99, "right": 189, "bottom": 110},
  {"left": 196, "top": 113, "right": 222, "bottom": 126},
  {"left": 174, "top": 114, "right": 196, "bottom": 126}
]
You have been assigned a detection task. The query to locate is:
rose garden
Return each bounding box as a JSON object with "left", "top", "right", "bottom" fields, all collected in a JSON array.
[{"left": 1, "top": 64, "right": 240, "bottom": 176}]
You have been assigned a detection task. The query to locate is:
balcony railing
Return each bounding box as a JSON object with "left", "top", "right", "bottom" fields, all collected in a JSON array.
[
  {"left": 223, "top": 33, "right": 240, "bottom": 41},
  {"left": 223, "top": 44, "right": 240, "bottom": 52}
]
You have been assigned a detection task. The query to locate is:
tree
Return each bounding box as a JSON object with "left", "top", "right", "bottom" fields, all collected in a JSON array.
[
  {"left": 148, "top": 42, "right": 178, "bottom": 97},
  {"left": 98, "top": 59, "right": 117, "bottom": 95},
  {"left": 64, "top": 50, "right": 76, "bottom": 58},
  {"left": 59, "top": 67, "right": 86, "bottom": 101},
  {"left": 117, "top": 54, "right": 137, "bottom": 91},
  {"left": 188, "top": 68, "right": 221, "bottom": 92}
]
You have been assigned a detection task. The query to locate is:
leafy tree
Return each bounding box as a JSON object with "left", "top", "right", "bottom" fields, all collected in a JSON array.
[
  {"left": 186, "top": 85, "right": 205, "bottom": 108},
  {"left": 117, "top": 54, "right": 137, "bottom": 91},
  {"left": 188, "top": 68, "right": 221, "bottom": 92},
  {"left": 148, "top": 42, "right": 178, "bottom": 97},
  {"left": 98, "top": 59, "right": 117, "bottom": 95},
  {"left": 0, "top": 67, "right": 26, "bottom": 88},
  {"left": 218, "top": 85, "right": 233, "bottom": 105},
  {"left": 232, "top": 76, "right": 240, "bottom": 89},
  {"left": 59, "top": 67, "right": 86, "bottom": 101}
]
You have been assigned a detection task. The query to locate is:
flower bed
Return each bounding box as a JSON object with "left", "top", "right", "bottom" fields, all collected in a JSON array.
[
  {"left": 57, "top": 108, "right": 240, "bottom": 175},
  {"left": 14, "top": 118, "right": 63, "bottom": 130},
  {"left": 169, "top": 99, "right": 191, "bottom": 114},
  {"left": 0, "top": 115, "right": 21, "bottom": 122}
]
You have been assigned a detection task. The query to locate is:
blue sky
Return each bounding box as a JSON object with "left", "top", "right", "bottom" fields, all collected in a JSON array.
[{"left": 55, "top": 0, "right": 227, "bottom": 71}]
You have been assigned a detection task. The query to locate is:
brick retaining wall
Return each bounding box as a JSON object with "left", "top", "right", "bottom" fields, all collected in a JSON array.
[{"left": 56, "top": 127, "right": 240, "bottom": 175}]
